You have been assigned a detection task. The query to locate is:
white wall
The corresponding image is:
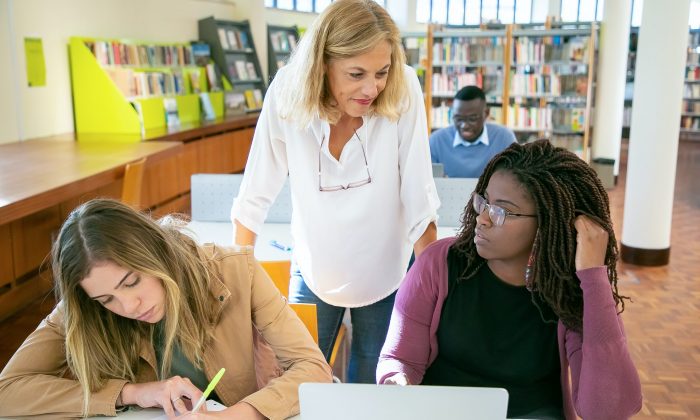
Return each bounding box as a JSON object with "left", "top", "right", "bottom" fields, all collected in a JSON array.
[
  {"left": 0, "top": 0, "right": 20, "bottom": 143},
  {"left": 0, "top": 0, "right": 427, "bottom": 144},
  {"left": 0, "top": 0, "right": 239, "bottom": 143}
]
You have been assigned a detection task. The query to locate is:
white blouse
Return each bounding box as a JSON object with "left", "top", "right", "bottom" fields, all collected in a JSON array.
[{"left": 231, "top": 65, "right": 439, "bottom": 307}]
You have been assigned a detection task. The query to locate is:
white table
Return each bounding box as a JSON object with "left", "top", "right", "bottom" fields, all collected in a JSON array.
[{"left": 185, "top": 221, "right": 461, "bottom": 260}]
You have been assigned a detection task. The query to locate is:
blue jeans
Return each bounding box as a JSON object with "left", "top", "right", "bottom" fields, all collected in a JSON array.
[{"left": 288, "top": 267, "right": 396, "bottom": 384}]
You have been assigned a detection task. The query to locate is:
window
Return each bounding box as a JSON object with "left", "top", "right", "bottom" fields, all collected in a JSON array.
[
  {"left": 630, "top": 0, "right": 643, "bottom": 27},
  {"left": 266, "top": 0, "right": 385, "bottom": 13},
  {"left": 416, "top": 0, "right": 616, "bottom": 26}
]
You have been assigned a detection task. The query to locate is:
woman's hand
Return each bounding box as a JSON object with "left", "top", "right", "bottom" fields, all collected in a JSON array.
[
  {"left": 180, "top": 402, "right": 264, "bottom": 419},
  {"left": 382, "top": 372, "right": 410, "bottom": 385},
  {"left": 573, "top": 215, "right": 609, "bottom": 271},
  {"left": 120, "top": 376, "right": 204, "bottom": 417}
]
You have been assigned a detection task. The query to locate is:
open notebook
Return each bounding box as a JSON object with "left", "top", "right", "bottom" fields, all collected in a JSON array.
[{"left": 299, "top": 383, "right": 509, "bottom": 420}]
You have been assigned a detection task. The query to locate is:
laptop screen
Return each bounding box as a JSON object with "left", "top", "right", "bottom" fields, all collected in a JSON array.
[{"left": 299, "top": 383, "right": 508, "bottom": 420}]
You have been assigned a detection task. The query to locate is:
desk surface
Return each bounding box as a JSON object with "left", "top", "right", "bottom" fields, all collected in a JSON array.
[
  {"left": 75, "top": 113, "right": 259, "bottom": 144},
  {"left": 186, "top": 221, "right": 460, "bottom": 261},
  {"left": 0, "top": 138, "right": 182, "bottom": 223}
]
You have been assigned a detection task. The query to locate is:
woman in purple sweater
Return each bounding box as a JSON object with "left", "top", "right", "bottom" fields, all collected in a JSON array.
[{"left": 377, "top": 140, "right": 641, "bottom": 420}]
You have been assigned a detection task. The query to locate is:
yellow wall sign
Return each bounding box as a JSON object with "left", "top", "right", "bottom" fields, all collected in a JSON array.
[{"left": 24, "top": 37, "right": 46, "bottom": 87}]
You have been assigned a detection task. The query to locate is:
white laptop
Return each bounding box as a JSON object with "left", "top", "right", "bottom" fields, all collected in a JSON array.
[
  {"left": 298, "top": 383, "right": 508, "bottom": 420},
  {"left": 432, "top": 162, "right": 446, "bottom": 177}
]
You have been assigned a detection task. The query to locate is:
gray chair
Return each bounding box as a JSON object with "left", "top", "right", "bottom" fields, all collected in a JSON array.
[
  {"left": 190, "top": 174, "right": 292, "bottom": 223},
  {"left": 190, "top": 173, "right": 476, "bottom": 228},
  {"left": 434, "top": 177, "right": 478, "bottom": 227}
]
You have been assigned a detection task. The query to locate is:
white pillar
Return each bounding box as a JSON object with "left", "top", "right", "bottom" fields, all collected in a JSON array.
[
  {"left": 591, "top": 0, "right": 632, "bottom": 176},
  {"left": 621, "top": 0, "right": 690, "bottom": 265}
]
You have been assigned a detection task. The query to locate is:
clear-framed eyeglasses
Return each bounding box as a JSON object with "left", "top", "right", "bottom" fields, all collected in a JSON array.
[
  {"left": 318, "top": 129, "right": 372, "bottom": 192},
  {"left": 472, "top": 193, "right": 536, "bottom": 226}
]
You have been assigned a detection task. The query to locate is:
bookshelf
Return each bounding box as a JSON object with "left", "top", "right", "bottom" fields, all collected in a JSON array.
[
  {"left": 401, "top": 31, "right": 429, "bottom": 93},
  {"left": 267, "top": 24, "right": 299, "bottom": 82},
  {"left": 69, "top": 37, "right": 225, "bottom": 140},
  {"left": 507, "top": 25, "right": 597, "bottom": 159},
  {"left": 415, "top": 24, "right": 597, "bottom": 160},
  {"left": 681, "top": 29, "right": 700, "bottom": 140},
  {"left": 427, "top": 26, "right": 508, "bottom": 133},
  {"left": 199, "top": 17, "right": 265, "bottom": 113}
]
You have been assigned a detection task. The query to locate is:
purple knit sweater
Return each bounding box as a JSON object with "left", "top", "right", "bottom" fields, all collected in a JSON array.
[{"left": 377, "top": 237, "right": 642, "bottom": 420}]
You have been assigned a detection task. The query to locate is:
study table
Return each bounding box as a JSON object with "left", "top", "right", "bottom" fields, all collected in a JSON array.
[
  {"left": 0, "top": 114, "right": 259, "bottom": 322},
  {"left": 185, "top": 221, "right": 461, "bottom": 261}
]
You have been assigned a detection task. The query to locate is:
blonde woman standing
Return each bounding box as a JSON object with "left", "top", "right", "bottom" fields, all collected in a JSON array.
[
  {"left": 231, "top": 0, "right": 439, "bottom": 383},
  {"left": 0, "top": 199, "right": 331, "bottom": 419}
]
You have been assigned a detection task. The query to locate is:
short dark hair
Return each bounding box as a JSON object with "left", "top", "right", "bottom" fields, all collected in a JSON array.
[{"left": 455, "top": 85, "right": 486, "bottom": 101}]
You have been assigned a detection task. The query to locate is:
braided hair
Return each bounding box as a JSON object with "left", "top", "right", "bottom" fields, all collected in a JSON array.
[{"left": 452, "top": 139, "right": 628, "bottom": 331}]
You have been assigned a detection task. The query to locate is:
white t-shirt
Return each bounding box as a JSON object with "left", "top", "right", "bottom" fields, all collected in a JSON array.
[{"left": 231, "top": 65, "right": 439, "bottom": 307}]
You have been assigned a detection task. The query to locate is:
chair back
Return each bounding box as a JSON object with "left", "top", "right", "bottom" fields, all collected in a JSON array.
[
  {"left": 289, "top": 303, "right": 319, "bottom": 344},
  {"left": 260, "top": 260, "right": 292, "bottom": 298},
  {"left": 190, "top": 174, "right": 292, "bottom": 222},
  {"left": 434, "top": 177, "right": 478, "bottom": 227},
  {"left": 121, "top": 157, "right": 147, "bottom": 208}
]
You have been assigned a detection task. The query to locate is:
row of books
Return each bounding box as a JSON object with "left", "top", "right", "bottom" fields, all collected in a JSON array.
[
  {"left": 106, "top": 64, "right": 220, "bottom": 98},
  {"left": 686, "top": 51, "right": 699, "bottom": 66},
  {"left": 106, "top": 68, "right": 188, "bottom": 98},
  {"left": 221, "top": 89, "right": 264, "bottom": 112},
  {"left": 85, "top": 41, "right": 194, "bottom": 67},
  {"left": 680, "top": 116, "right": 699, "bottom": 130},
  {"left": 433, "top": 39, "right": 505, "bottom": 64},
  {"left": 683, "top": 84, "right": 700, "bottom": 98},
  {"left": 226, "top": 60, "right": 259, "bottom": 81},
  {"left": 686, "top": 67, "right": 700, "bottom": 81},
  {"left": 507, "top": 105, "right": 586, "bottom": 132},
  {"left": 139, "top": 88, "right": 263, "bottom": 131},
  {"left": 509, "top": 74, "right": 587, "bottom": 97},
  {"left": 682, "top": 99, "right": 700, "bottom": 113},
  {"left": 270, "top": 30, "right": 298, "bottom": 53},
  {"left": 431, "top": 72, "right": 501, "bottom": 97},
  {"left": 217, "top": 27, "right": 250, "bottom": 51},
  {"left": 512, "top": 38, "right": 589, "bottom": 64}
]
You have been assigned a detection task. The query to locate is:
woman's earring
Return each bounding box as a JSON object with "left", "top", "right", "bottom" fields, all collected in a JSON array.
[{"left": 524, "top": 231, "right": 539, "bottom": 292}]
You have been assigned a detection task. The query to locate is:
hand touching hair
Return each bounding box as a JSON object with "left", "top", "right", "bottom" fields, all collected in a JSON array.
[{"left": 452, "top": 139, "right": 628, "bottom": 331}]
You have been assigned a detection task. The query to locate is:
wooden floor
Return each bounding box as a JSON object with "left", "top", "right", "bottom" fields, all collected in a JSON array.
[{"left": 1, "top": 140, "right": 698, "bottom": 419}]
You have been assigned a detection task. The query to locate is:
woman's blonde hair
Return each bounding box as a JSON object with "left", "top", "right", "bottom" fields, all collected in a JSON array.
[
  {"left": 51, "top": 199, "right": 215, "bottom": 416},
  {"left": 276, "top": 0, "right": 408, "bottom": 126}
]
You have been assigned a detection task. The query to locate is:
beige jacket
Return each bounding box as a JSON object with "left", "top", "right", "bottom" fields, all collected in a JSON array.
[{"left": 0, "top": 245, "right": 332, "bottom": 419}]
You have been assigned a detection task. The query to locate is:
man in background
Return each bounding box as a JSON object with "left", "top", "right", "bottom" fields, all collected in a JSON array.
[{"left": 430, "top": 85, "right": 516, "bottom": 178}]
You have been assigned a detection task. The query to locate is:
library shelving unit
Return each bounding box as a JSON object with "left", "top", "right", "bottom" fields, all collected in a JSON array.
[
  {"left": 199, "top": 17, "right": 266, "bottom": 113},
  {"left": 427, "top": 25, "right": 509, "bottom": 133},
  {"left": 506, "top": 24, "right": 597, "bottom": 159},
  {"left": 69, "top": 37, "right": 225, "bottom": 140},
  {"left": 413, "top": 23, "right": 598, "bottom": 160},
  {"left": 401, "top": 31, "right": 430, "bottom": 108},
  {"left": 267, "top": 24, "right": 299, "bottom": 82},
  {"left": 681, "top": 29, "right": 700, "bottom": 140}
]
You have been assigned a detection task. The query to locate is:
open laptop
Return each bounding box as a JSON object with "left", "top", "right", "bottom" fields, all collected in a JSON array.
[
  {"left": 432, "top": 162, "right": 446, "bottom": 177},
  {"left": 299, "top": 383, "right": 508, "bottom": 420}
]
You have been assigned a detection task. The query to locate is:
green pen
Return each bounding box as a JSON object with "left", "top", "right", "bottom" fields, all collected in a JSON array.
[{"left": 192, "top": 367, "right": 226, "bottom": 412}]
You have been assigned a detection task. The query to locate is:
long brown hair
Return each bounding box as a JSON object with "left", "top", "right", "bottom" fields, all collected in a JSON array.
[
  {"left": 451, "top": 140, "right": 628, "bottom": 331},
  {"left": 52, "top": 199, "right": 215, "bottom": 415},
  {"left": 276, "top": 0, "right": 408, "bottom": 126}
]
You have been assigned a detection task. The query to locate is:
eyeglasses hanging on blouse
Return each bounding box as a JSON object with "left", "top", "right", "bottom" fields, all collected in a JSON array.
[{"left": 318, "top": 129, "right": 372, "bottom": 192}]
